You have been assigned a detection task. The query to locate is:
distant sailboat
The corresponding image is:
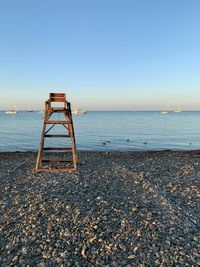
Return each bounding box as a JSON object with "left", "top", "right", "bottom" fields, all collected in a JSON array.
[
  {"left": 174, "top": 106, "right": 181, "bottom": 113},
  {"left": 72, "top": 108, "right": 87, "bottom": 115},
  {"left": 5, "top": 109, "right": 18, "bottom": 114},
  {"left": 27, "top": 106, "right": 33, "bottom": 112}
]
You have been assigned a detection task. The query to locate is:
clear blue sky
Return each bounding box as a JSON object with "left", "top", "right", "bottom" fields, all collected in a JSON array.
[{"left": 0, "top": 0, "right": 200, "bottom": 110}]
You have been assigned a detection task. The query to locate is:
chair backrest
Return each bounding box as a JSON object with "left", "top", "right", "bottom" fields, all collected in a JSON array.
[{"left": 49, "top": 93, "right": 66, "bottom": 102}]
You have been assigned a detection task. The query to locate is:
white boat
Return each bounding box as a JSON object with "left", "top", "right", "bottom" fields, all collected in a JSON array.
[
  {"left": 174, "top": 105, "right": 181, "bottom": 113},
  {"left": 72, "top": 108, "right": 87, "bottom": 115},
  {"left": 5, "top": 110, "right": 18, "bottom": 114},
  {"left": 160, "top": 111, "right": 170, "bottom": 114}
]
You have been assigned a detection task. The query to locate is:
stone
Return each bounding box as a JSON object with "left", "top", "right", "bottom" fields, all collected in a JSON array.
[
  {"left": 128, "top": 255, "right": 135, "bottom": 260},
  {"left": 132, "top": 205, "right": 139, "bottom": 212},
  {"left": 12, "top": 256, "right": 19, "bottom": 262},
  {"left": 119, "top": 243, "right": 126, "bottom": 251},
  {"left": 22, "top": 247, "right": 28, "bottom": 255},
  {"left": 193, "top": 237, "right": 198, "bottom": 242}
]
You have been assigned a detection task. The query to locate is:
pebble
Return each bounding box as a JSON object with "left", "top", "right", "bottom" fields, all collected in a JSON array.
[
  {"left": 22, "top": 247, "right": 28, "bottom": 255},
  {"left": 128, "top": 255, "right": 135, "bottom": 259},
  {"left": 119, "top": 243, "right": 126, "bottom": 251},
  {"left": 0, "top": 151, "right": 199, "bottom": 266},
  {"left": 132, "top": 205, "right": 139, "bottom": 212},
  {"left": 12, "top": 255, "right": 18, "bottom": 262},
  {"left": 37, "top": 262, "right": 45, "bottom": 267},
  {"left": 19, "top": 259, "right": 25, "bottom": 265},
  {"left": 81, "top": 245, "right": 86, "bottom": 258},
  {"left": 42, "top": 252, "right": 50, "bottom": 259}
]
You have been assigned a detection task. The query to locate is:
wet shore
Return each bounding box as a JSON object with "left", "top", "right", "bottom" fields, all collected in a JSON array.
[{"left": 0, "top": 151, "right": 200, "bottom": 266}]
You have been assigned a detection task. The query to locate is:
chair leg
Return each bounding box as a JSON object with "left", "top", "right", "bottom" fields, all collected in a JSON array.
[
  {"left": 68, "top": 123, "right": 78, "bottom": 170},
  {"left": 35, "top": 108, "right": 78, "bottom": 173},
  {"left": 35, "top": 122, "right": 46, "bottom": 171}
]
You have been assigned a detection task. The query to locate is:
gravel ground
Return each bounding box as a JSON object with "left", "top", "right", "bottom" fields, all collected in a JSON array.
[{"left": 0, "top": 151, "right": 200, "bottom": 267}]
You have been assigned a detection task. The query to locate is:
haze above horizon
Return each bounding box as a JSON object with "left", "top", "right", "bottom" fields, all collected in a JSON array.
[{"left": 0, "top": 0, "right": 200, "bottom": 110}]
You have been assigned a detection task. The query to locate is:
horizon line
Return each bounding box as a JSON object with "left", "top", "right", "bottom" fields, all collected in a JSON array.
[{"left": 1, "top": 109, "right": 200, "bottom": 112}]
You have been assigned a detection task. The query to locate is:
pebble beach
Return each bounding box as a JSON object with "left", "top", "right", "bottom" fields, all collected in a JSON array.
[{"left": 0, "top": 151, "right": 200, "bottom": 266}]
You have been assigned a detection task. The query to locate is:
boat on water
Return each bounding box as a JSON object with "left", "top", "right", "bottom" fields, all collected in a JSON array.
[
  {"left": 173, "top": 105, "right": 181, "bottom": 113},
  {"left": 27, "top": 106, "right": 34, "bottom": 112},
  {"left": 72, "top": 108, "right": 87, "bottom": 115},
  {"left": 5, "top": 110, "right": 18, "bottom": 114},
  {"left": 160, "top": 111, "right": 170, "bottom": 114}
]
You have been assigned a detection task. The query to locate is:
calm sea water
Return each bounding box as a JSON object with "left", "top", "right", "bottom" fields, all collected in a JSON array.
[{"left": 1, "top": 111, "right": 200, "bottom": 152}]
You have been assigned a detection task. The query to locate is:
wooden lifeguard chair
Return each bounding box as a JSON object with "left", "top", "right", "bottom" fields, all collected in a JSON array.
[{"left": 35, "top": 93, "right": 78, "bottom": 172}]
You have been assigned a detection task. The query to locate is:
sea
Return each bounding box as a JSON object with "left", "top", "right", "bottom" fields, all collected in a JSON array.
[{"left": 1, "top": 111, "right": 200, "bottom": 152}]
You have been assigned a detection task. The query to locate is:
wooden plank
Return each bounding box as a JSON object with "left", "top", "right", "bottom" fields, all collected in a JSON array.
[
  {"left": 45, "top": 134, "right": 70, "bottom": 138},
  {"left": 51, "top": 110, "right": 67, "bottom": 113},
  {"left": 35, "top": 168, "right": 76, "bottom": 173},
  {"left": 42, "top": 159, "right": 73, "bottom": 162},
  {"left": 51, "top": 107, "right": 65, "bottom": 111},
  {"left": 50, "top": 97, "right": 66, "bottom": 102},
  {"left": 35, "top": 122, "right": 46, "bottom": 170},
  {"left": 45, "top": 120, "right": 70, "bottom": 124},
  {"left": 43, "top": 147, "right": 72, "bottom": 151},
  {"left": 50, "top": 93, "right": 65, "bottom": 97}
]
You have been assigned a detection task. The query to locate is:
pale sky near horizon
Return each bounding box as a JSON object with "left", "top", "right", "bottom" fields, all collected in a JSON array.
[{"left": 0, "top": 0, "right": 200, "bottom": 110}]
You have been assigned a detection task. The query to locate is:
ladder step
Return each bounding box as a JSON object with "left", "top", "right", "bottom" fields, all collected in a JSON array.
[
  {"left": 51, "top": 107, "right": 65, "bottom": 111},
  {"left": 45, "top": 120, "right": 71, "bottom": 124},
  {"left": 45, "top": 134, "right": 70, "bottom": 138},
  {"left": 43, "top": 147, "right": 72, "bottom": 151},
  {"left": 42, "top": 159, "right": 73, "bottom": 162},
  {"left": 35, "top": 168, "right": 76, "bottom": 173}
]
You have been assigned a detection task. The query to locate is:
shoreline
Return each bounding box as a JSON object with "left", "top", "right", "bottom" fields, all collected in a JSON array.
[
  {"left": 1, "top": 148, "right": 200, "bottom": 153},
  {"left": 0, "top": 151, "right": 199, "bottom": 266}
]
